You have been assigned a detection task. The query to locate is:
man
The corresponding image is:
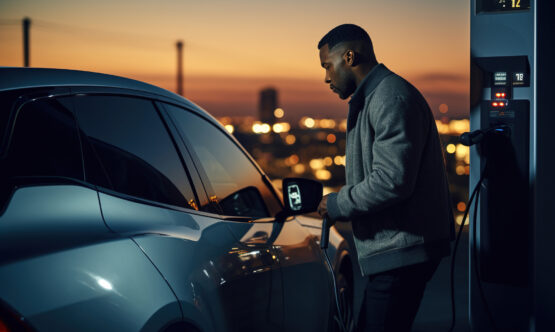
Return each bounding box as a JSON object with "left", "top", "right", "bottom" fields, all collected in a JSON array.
[{"left": 316, "top": 24, "right": 454, "bottom": 331}]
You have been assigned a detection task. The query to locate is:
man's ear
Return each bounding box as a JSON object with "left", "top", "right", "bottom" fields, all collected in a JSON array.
[{"left": 343, "top": 50, "right": 357, "bottom": 66}]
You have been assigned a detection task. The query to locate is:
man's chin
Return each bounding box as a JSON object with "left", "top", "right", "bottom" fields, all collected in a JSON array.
[
  {"left": 338, "top": 91, "right": 350, "bottom": 100},
  {"left": 331, "top": 88, "right": 349, "bottom": 100}
]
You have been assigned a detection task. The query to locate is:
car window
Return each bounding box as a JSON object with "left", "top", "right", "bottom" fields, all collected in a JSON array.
[
  {"left": 0, "top": 90, "right": 24, "bottom": 153},
  {"left": 164, "top": 103, "right": 282, "bottom": 218},
  {"left": 4, "top": 97, "right": 83, "bottom": 180},
  {"left": 74, "top": 95, "right": 197, "bottom": 209}
]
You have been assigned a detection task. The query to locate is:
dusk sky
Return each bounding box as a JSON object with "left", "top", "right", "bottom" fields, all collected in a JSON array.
[{"left": 0, "top": 0, "right": 469, "bottom": 121}]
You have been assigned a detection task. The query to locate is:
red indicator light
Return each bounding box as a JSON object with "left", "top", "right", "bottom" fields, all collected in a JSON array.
[
  {"left": 501, "top": 93, "right": 506, "bottom": 97},
  {"left": 492, "top": 102, "right": 499, "bottom": 107},
  {"left": 496, "top": 93, "right": 502, "bottom": 98},
  {"left": 499, "top": 102, "right": 505, "bottom": 107}
]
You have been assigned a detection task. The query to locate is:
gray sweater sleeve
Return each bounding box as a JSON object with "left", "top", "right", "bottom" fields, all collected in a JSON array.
[{"left": 329, "top": 92, "right": 429, "bottom": 221}]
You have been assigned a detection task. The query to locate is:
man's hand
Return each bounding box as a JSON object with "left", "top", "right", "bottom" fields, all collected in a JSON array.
[{"left": 317, "top": 194, "right": 329, "bottom": 218}]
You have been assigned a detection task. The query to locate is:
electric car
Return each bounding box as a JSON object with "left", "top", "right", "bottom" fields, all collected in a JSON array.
[{"left": 0, "top": 67, "right": 363, "bottom": 332}]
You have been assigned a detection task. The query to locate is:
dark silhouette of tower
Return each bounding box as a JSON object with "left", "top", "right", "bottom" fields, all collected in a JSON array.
[
  {"left": 176, "top": 40, "right": 184, "bottom": 96},
  {"left": 259, "top": 87, "right": 278, "bottom": 124},
  {"left": 23, "top": 17, "right": 31, "bottom": 67}
]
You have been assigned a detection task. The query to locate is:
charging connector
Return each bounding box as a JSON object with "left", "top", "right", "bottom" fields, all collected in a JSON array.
[{"left": 321, "top": 216, "right": 348, "bottom": 332}]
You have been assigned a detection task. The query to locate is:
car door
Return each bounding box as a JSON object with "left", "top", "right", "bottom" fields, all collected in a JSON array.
[
  {"left": 271, "top": 216, "right": 333, "bottom": 331},
  {"left": 73, "top": 93, "right": 282, "bottom": 332},
  {"left": 0, "top": 89, "right": 182, "bottom": 332},
  {"left": 161, "top": 102, "right": 284, "bottom": 331},
  {"left": 162, "top": 102, "right": 332, "bottom": 331}
]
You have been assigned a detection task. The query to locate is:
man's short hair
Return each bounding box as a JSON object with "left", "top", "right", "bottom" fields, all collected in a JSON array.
[{"left": 318, "top": 24, "right": 372, "bottom": 50}]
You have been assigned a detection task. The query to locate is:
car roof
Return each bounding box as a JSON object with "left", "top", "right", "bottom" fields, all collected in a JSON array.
[
  {"left": 0, "top": 66, "right": 222, "bottom": 127},
  {"left": 0, "top": 66, "right": 198, "bottom": 106}
]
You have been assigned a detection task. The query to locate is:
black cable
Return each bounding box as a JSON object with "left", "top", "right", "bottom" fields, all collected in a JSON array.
[
  {"left": 323, "top": 248, "right": 346, "bottom": 332},
  {"left": 471, "top": 178, "right": 498, "bottom": 331},
  {"left": 448, "top": 169, "right": 483, "bottom": 332},
  {"left": 320, "top": 218, "right": 347, "bottom": 332}
]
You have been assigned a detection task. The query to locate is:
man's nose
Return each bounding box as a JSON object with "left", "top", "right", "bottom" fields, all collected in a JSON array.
[{"left": 324, "top": 74, "right": 331, "bottom": 84}]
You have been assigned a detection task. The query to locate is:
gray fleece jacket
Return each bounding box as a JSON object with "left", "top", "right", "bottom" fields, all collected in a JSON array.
[{"left": 327, "top": 63, "right": 454, "bottom": 276}]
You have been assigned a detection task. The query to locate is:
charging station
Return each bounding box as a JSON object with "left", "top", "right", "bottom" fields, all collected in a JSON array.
[{"left": 470, "top": 0, "right": 555, "bottom": 330}]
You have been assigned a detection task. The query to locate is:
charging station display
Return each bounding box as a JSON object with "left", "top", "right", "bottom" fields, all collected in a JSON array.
[
  {"left": 477, "top": 0, "right": 530, "bottom": 12},
  {"left": 512, "top": 72, "right": 526, "bottom": 85}
]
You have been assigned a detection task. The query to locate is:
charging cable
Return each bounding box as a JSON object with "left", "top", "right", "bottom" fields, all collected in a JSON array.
[
  {"left": 448, "top": 164, "right": 484, "bottom": 332},
  {"left": 449, "top": 125, "right": 509, "bottom": 332},
  {"left": 470, "top": 171, "right": 498, "bottom": 331},
  {"left": 321, "top": 216, "right": 348, "bottom": 332}
]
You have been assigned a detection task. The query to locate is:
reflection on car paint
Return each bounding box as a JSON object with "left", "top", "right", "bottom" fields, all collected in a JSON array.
[{"left": 97, "top": 278, "right": 113, "bottom": 291}]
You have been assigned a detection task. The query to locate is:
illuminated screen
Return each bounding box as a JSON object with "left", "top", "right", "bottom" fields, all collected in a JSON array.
[
  {"left": 512, "top": 72, "right": 526, "bottom": 86},
  {"left": 494, "top": 72, "right": 508, "bottom": 86},
  {"left": 478, "top": 0, "right": 530, "bottom": 13}
]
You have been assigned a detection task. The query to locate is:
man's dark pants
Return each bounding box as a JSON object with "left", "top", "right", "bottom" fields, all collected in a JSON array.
[{"left": 357, "top": 258, "right": 441, "bottom": 332}]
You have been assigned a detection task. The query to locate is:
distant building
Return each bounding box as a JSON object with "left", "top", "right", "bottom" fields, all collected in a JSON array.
[{"left": 259, "top": 87, "right": 278, "bottom": 124}]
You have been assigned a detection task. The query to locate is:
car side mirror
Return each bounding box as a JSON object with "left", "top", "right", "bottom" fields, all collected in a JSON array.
[{"left": 281, "top": 177, "right": 323, "bottom": 216}]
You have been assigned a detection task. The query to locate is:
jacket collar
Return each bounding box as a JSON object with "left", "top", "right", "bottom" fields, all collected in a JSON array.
[{"left": 347, "top": 63, "right": 393, "bottom": 131}]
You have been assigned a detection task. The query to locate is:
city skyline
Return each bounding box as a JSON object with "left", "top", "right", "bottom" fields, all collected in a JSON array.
[{"left": 0, "top": 0, "right": 470, "bottom": 119}]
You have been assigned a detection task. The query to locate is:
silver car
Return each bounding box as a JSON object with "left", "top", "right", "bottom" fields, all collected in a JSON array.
[{"left": 0, "top": 67, "right": 363, "bottom": 332}]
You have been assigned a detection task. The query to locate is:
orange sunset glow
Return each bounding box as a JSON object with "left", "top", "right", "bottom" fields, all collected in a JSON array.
[{"left": 0, "top": 0, "right": 469, "bottom": 120}]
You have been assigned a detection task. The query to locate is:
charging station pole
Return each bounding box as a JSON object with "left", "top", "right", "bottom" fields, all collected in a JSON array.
[{"left": 470, "top": 1, "right": 555, "bottom": 330}]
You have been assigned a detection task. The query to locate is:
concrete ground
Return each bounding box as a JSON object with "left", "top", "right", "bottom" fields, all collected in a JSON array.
[{"left": 412, "top": 230, "right": 470, "bottom": 332}]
